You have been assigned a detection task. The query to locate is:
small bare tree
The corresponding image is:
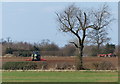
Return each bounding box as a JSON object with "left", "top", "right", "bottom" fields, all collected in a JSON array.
[
  {"left": 88, "top": 4, "right": 113, "bottom": 54},
  {"left": 56, "top": 4, "right": 93, "bottom": 69},
  {"left": 88, "top": 29, "right": 110, "bottom": 54}
]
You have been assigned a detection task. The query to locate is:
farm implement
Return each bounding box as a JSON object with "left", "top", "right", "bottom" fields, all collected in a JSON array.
[{"left": 98, "top": 53, "right": 116, "bottom": 57}]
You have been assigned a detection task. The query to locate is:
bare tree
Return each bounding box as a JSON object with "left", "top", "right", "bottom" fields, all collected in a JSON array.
[
  {"left": 88, "top": 4, "right": 113, "bottom": 54},
  {"left": 6, "top": 37, "right": 11, "bottom": 43},
  {"left": 88, "top": 29, "right": 110, "bottom": 54},
  {"left": 56, "top": 4, "right": 93, "bottom": 69}
]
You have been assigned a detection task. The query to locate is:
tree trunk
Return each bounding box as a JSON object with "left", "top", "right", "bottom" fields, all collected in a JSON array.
[
  {"left": 97, "top": 43, "right": 100, "bottom": 55},
  {"left": 80, "top": 47, "right": 83, "bottom": 69},
  {"left": 76, "top": 46, "right": 84, "bottom": 70}
]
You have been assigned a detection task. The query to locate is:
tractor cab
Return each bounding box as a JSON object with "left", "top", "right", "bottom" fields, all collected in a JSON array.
[
  {"left": 31, "top": 51, "right": 41, "bottom": 61},
  {"left": 26, "top": 51, "right": 46, "bottom": 61}
]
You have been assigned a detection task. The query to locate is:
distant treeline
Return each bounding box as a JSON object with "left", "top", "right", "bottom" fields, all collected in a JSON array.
[{"left": 1, "top": 38, "right": 119, "bottom": 57}]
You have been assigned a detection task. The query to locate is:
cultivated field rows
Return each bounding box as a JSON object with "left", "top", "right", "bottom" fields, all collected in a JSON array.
[{"left": 1, "top": 56, "right": 118, "bottom": 70}]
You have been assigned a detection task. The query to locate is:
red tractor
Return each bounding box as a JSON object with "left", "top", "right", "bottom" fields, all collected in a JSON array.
[
  {"left": 26, "top": 51, "right": 46, "bottom": 61},
  {"left": 98, "top": 53, "right": 116, "bottom": 57}
]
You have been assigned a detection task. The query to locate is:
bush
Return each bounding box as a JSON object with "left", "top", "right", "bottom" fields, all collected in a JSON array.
[
  {"left": 55, "top": 62, "right": 68, "bottom": 70},
  {"left": 36, "top": 61, "right": 48, "bottom": 70},
  {"left": 5, "top": 48, "right": 14, "bottom": 54},
  {"left": 54, "top": 62, "right": 75, "bottom": 70},
  {"left": 2, "top": 62, "right": 38, "bottom": 70},
  {"left": 13, "top": 51, "right": 32, "bottom": 57},
  {"left": 92, "top": 61, "right": 115, "bottom": 70}
]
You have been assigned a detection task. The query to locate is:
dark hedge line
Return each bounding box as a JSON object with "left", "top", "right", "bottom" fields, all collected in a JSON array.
[{"left": 2, "top": 61, "right": 47, "bottom": 70}]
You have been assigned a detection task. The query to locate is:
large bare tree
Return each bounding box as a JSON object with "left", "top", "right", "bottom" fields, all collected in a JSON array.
[
  {"left": 56, "top": 4, "right": 113, "bottom": 69},
  {"left": 56, "top": 4, "right": 93, "bottom": 69}
]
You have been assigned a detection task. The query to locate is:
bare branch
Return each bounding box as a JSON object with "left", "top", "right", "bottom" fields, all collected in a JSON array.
[
  {"left": 83, "top": 12, "right": 87, "bottom": 27},
  {"left": 70, "top": 42, "right": 79, "bottom": 48},
  {"left": 76, "top": 16, "right": 83, "bottom": 28}
]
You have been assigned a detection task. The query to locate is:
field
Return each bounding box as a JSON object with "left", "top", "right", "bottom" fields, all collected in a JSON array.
[
  {"left": 1, "top": 56, "right": 119, "bottom": 82},
  {"left": 2, "top": 56, "right": 118, "bottom": 70},
  {"left": 2, "top": 71, "right": 118, "bottom": 82}
]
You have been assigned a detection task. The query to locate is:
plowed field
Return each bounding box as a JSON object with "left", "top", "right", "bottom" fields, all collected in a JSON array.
[{"left": 1, "top": 56, "right": 118, "bottom": 70}]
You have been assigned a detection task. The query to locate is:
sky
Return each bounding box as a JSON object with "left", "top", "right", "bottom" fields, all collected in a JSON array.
[{"left": 2, "top": 2, "right": 118, "bottom": 47}]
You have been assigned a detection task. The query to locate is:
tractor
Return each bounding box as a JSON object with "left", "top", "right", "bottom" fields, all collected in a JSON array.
[{"left": 26, "top": 51, "right": 46, "bottom": 61}]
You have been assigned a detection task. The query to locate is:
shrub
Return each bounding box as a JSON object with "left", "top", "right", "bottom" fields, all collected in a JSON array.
[
  {"left": 5, "top": 48, "right": 14, "bottom": 54},
  {"left": 92, "top": 62, "right": 100, "bottom": 70},
  {"left": 55, "top": 62, "right": 68, "bottom": 70},
  {"left": 92, "top": 61, "right": 115, "bottom": 70},
  {"left": 3, "top": 62, "right": 38, "bottom": 70},
  {"left": 36, "top": 61, "right": 48, "bottom": 70},
  {"left": 13, "top": 51, "right": 32, "bottom": 57},
  {"left": 54, "top": 62, "right": 75, "bottom": 70}
]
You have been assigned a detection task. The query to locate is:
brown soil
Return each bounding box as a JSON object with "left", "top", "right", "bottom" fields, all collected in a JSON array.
[{"left": 1, "top": 56, "right": 118, "bottom": 70}]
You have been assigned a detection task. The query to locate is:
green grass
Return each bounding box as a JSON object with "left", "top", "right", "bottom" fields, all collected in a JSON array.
[{"left": 2, "top": 71, "right": 118, "bottom": 82}]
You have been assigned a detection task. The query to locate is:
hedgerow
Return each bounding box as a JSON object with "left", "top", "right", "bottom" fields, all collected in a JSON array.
[{"left": 2, "top": 61, "right": 47, "bottom": 70}]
